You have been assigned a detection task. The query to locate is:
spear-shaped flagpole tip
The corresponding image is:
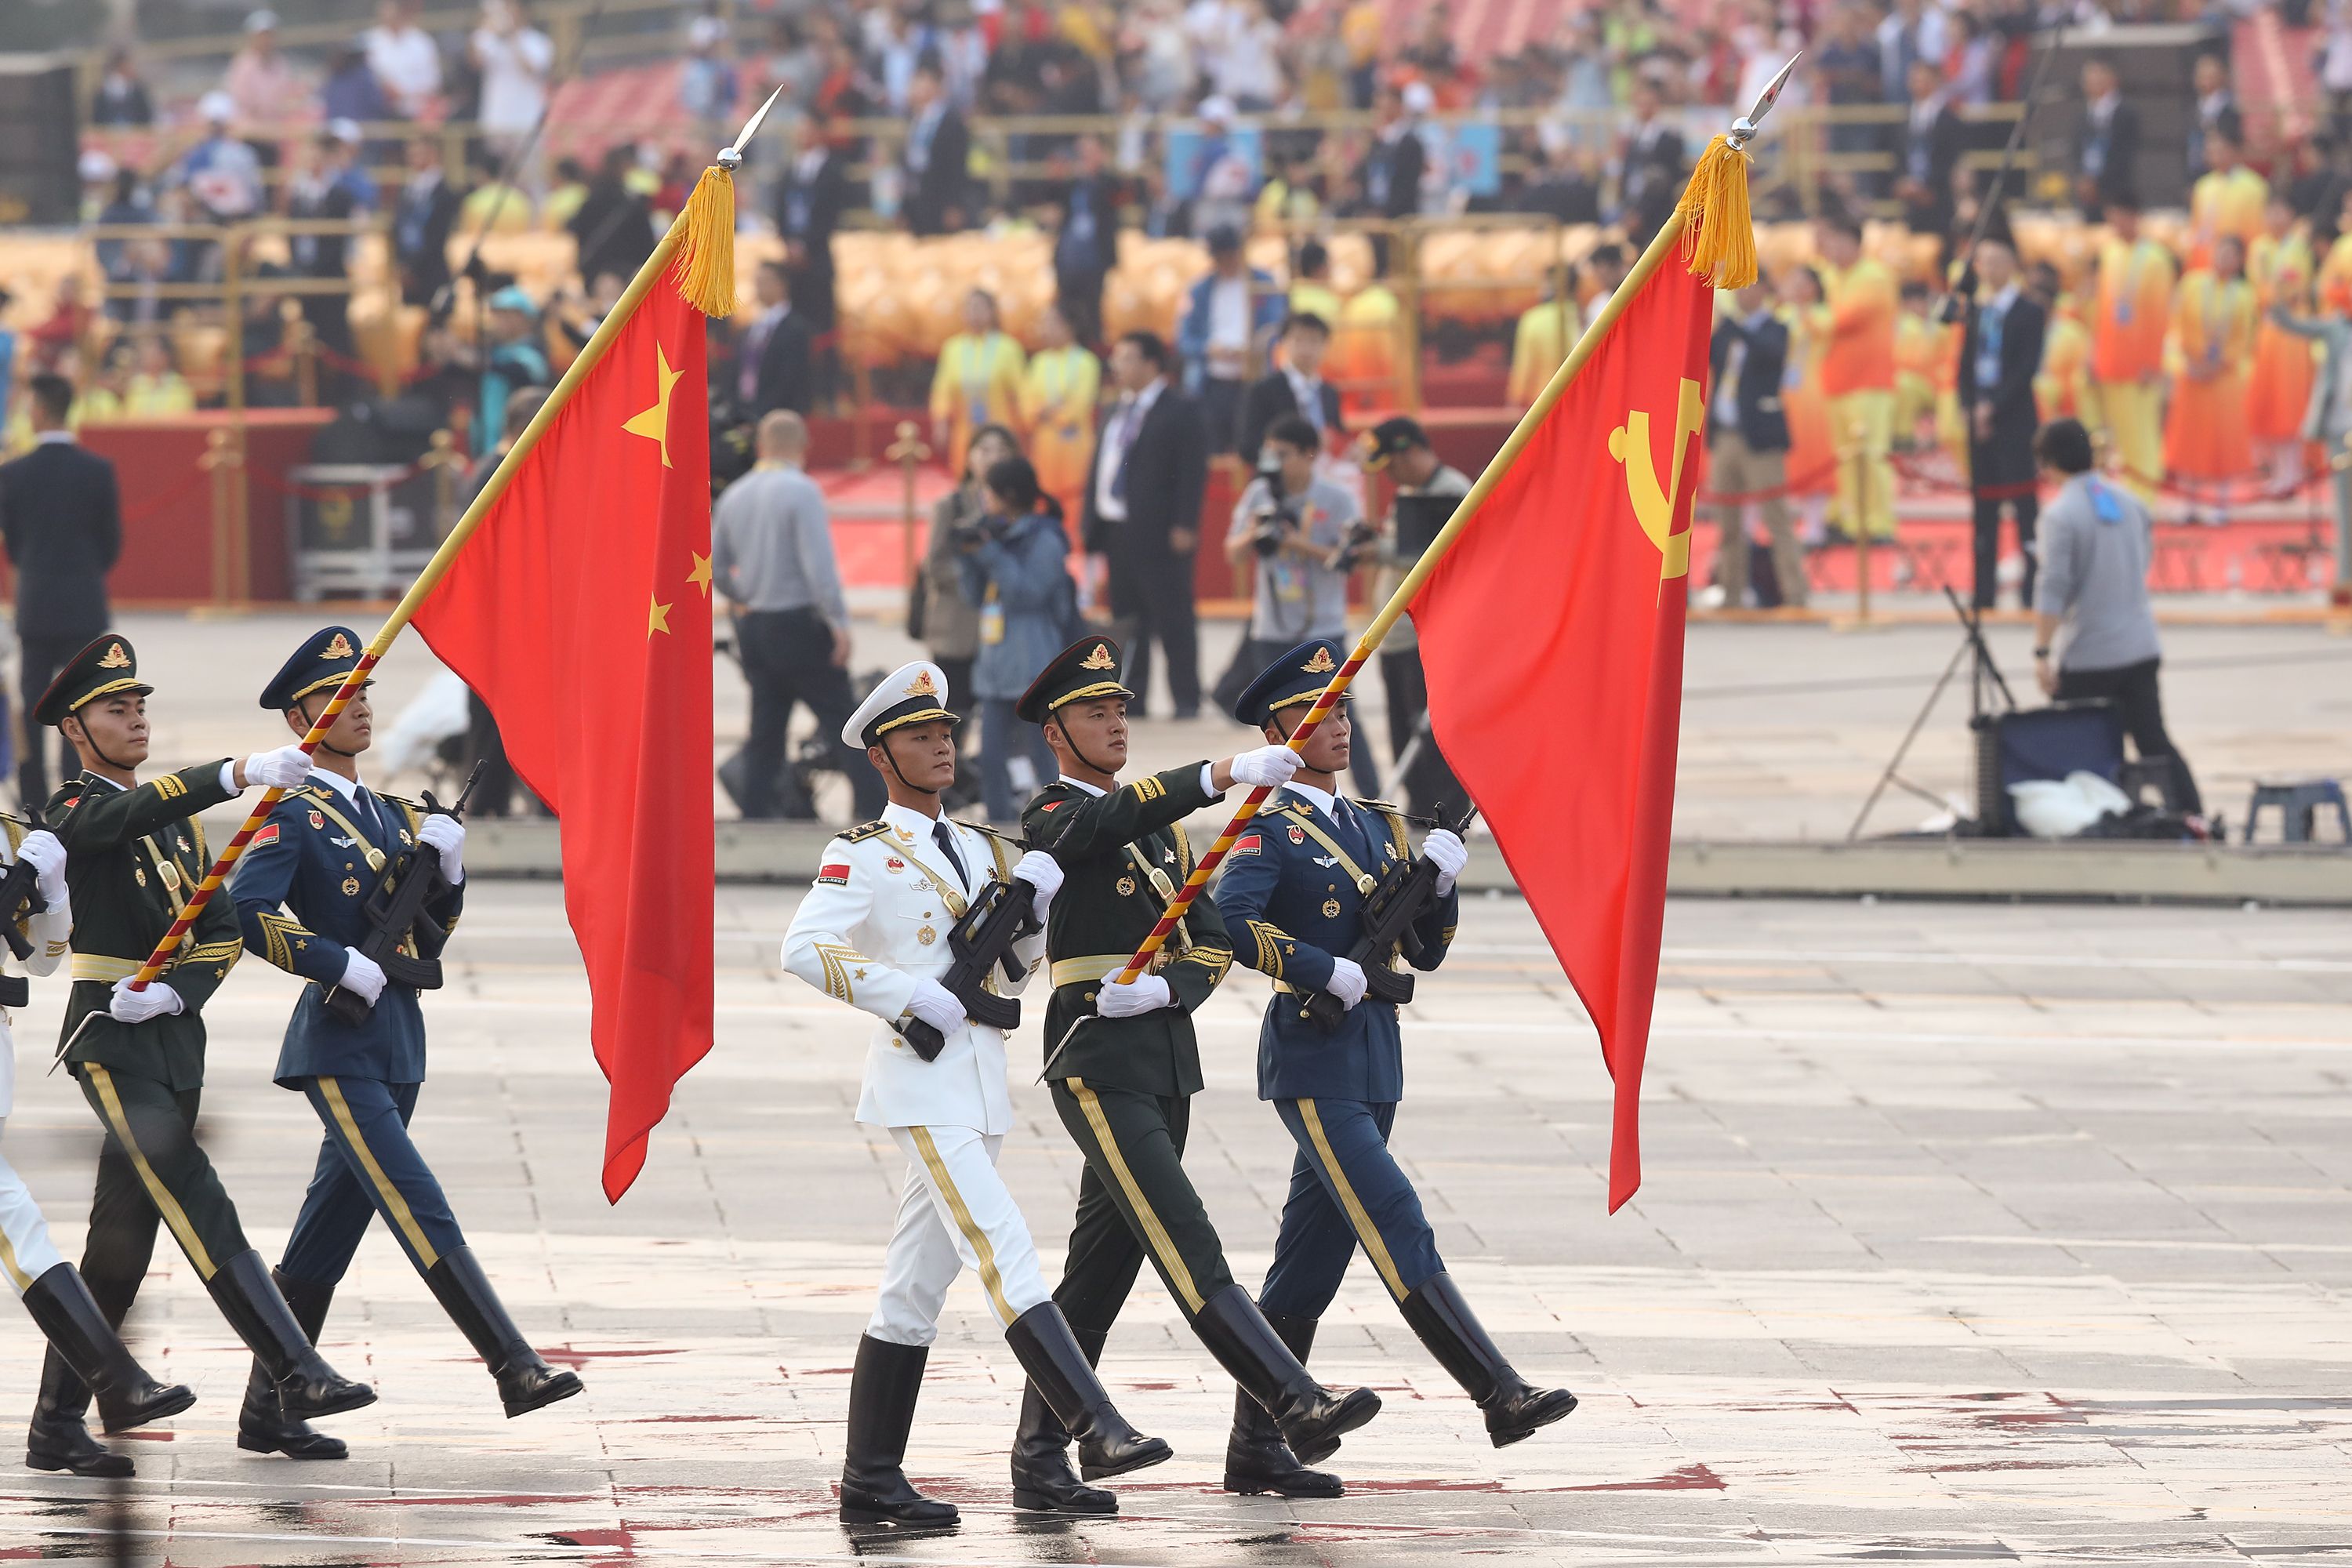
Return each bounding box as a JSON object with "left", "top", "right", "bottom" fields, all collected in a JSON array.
[
  {"left": 717, "top": 82, "right": 788, "bottom": 170},
  {"left": 1729, "top": 54, "right": 1801, "bottom": 151}
]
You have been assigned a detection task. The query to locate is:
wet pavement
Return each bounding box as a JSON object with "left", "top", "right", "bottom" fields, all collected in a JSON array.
[{"left": 4, "top": 886, "right": 2348, "bottom": 1563}]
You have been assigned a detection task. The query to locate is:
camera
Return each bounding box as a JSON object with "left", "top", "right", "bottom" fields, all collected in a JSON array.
[
  {"left": 950, "top": 513, "right": 1004, "bottom": 550},
  {"left": 1327, "top": 517, "right": 1379, "bottom": 573},
  {"left": 1250, "top": 448, "right": 1303, "bottom": 557}
]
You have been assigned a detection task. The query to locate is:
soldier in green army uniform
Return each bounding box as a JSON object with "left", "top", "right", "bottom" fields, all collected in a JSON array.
[
  {"left": 1003, "top": 634, "right": 1381, "bottom": 1512},
  {"left": 21, "top": 635, "right": 377, "bottom": 1478}
]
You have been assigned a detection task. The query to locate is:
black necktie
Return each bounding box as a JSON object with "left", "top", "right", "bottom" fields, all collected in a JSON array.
[{"left": 932, "top": 819, "right": 967, "bottom": 887}]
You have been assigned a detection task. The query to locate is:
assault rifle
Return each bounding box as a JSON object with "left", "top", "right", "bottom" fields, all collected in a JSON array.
[
  {"left": 1298, "top": 802, "right": 1479, "bottom": 1035},
  {"left": 1, "top": 808, "right": 49, "bottom": 969},
  {"left": 322, "top": 762, "right": 484, "bottom": 1026},
  {"left": 898, "top": 873, "right": 1040, "bottom": 1062}
]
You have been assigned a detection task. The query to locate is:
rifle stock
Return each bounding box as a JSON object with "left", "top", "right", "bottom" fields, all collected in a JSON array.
[
  {"left": 1298, "top": 803, "right": 1479, "bottom": 1034},
  {"left": 898, "top": 876, "right": 1038, "bottom": 1062}
]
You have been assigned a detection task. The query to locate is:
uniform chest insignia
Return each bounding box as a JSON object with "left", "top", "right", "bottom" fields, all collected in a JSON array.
[
  {"left": 176, "top": 834, "right": 191, "bottom": 852},
  {"left": 884, "top": 856, "right": 906, "bottom": 873},
  {"left": 1312, "top": 855, "right": 1338, "bottom": 868},
  {"left": 308, "top": 809, "right": 326, "bottom": 830},
  {"left": 1287, "top": 826, "right": 1306, "bottom": 844},
  {"left": 134, "top": 866, "right": 147, "bottom": 887},
  {"left": 398, "top": 829, "right": 414, "bottom": 846},
  {"left": 341, "top": 876, "right": 362, "bottom": 897},
  {"left": 895, "top": 827, "right": 913, "bottom": 840},
  {"left": 1162, "top": 848, "right": 1176, "bottom": 864},
  {"left": 1116, "top": 875, "right": 1137, "bottom": 897},
  {"left": 1381, "top": 843, "right": 1396, "bottom": 859},
  {"left": 917, "top": 925, "right": 937, "bottom": 945},
  {"left": 1323, "top": 898, "right": 1343, "bottom": 919},
  {"left": 331, "top": 835, "right": 357, "bottom": 848}
]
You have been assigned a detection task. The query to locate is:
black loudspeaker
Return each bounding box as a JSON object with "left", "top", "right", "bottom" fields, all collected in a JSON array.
[{"left": 0, "top": 56, "right": 78, "bottom": 227}]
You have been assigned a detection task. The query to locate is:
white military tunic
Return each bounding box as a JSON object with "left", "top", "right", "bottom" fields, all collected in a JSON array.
[
  {"left": 782, "top": 800, "right": 1054, "bottom": 1344},
  {"left": 1, "top": 826, "right": 76, "bottom": 1297}
]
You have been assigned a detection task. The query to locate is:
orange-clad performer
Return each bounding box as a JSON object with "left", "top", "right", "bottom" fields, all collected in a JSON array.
[
  {"left": 1018, "top": 301, "right": 1102, "bottom": 528},
  {"left": 1777, "top": 263, "right": 1837, "bottom": 542},
  {"left": 2163, "top": 234, "right": 2257, "bottom": 506},
  {"left": 1816, "top": 215, "right": 1899, "bottom": 539},
  {"left": 2031, "top": 260, "right": 2094, "bottom": 425},
  {"left": 2247, "top": 195, "right": 2318, "bottom": 489},
  {"left": 2186, "top": 129, "right": 2268, "bottom": 273},
  {"left": 2089, "top": 196, "right": 2176, "bottom": 501},
  {"left": 930, "top": 289, "right": 1029, "bottom": 477}
]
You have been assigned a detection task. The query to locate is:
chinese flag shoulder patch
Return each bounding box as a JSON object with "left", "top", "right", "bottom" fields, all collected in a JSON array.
[
  {"left": 817, "top": 862, "right": 851, "bottom": 886},
  {"left": 252, "top": 823, "right": 281, "bottom": 848},
  {"left": 1037, "top": 799, "right": 1064, "bottom": 811},
  {"left": 1232, "top": 833, "right": 1262, "bottom": 855}
]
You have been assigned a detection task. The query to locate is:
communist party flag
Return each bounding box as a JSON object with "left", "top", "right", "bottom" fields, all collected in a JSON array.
[
  {"left": 1409, "top": 240, "right": 1715, "bottom": 1214},
  {"left": 411, "top": 263, "right": 716, "bottom": 1202}
]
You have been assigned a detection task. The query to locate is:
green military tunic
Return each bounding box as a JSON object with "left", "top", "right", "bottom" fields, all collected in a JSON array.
[{"left": 49, "top": 763, "right": 245, "bottom": 1094}]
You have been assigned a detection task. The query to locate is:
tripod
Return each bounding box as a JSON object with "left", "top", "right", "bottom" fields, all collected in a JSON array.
[{"left": 1846, "top": 586, "right": 2017, "bottom": 840}]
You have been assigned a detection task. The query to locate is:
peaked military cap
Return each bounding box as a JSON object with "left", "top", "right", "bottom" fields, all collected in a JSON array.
[
  {"left": 1232, "top": 637, "right": 1351, "bottom": 728},
  {"left": 34, "top": 633, "right": 154, "bottom": 727},
  {"left": 260, "top": 625, "right": 368, "bottom": 710},
  {"left": 1015, "top": 634, "right": 1134, "bottom": 724},
  {"left": 844, "top": 660, "right": 960, "bottom": 748}
]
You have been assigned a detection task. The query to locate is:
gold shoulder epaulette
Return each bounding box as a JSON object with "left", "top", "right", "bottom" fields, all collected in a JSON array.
[
  {"left": 1352, "top": 798, "right": 1403, "bottom": 815},
  {"left": 841, "top": 820, "right": 894, "bottom": 844},
  {"left": 967, "top": 821, "right": 1025, "bottom": 845}
]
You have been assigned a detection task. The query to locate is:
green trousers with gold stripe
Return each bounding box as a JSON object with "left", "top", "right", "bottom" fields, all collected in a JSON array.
[
  {"left": 73, "top": 1065, "right": 252, "bottom": 1301},
  {"left": 1048, "top": 1078, "right": 1236, "bottom": 1333}
]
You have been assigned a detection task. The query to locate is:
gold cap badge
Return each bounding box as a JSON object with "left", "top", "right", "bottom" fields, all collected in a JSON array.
[
  {"left": 98, "top": 643, "right": 132, "bottom": 670},
  {"left": 321, "top": 632, "right": 356, "bottom": 659},
  {"left": 1301, "top": 646, "right": 1338, "bottom": 674},
  {"left": 1080, "top": 643, "right": 1117, "bottom": 670},
  {"left": 905, "top": 670, "right": 938, "bottom": 697}
]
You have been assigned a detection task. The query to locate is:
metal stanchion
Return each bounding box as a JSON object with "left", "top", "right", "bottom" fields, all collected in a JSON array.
[
  {"left": 200, "top": 428, "right": 244, "bottom": 612},
  {"left": 886, "top": 419, "right": 931, "bottom": 591},
  {"left": 422, "top": 427, "right": 466, "bottom": 539},
  {"left": 851, "top": 353, "right": 876, "bottom": 470}
]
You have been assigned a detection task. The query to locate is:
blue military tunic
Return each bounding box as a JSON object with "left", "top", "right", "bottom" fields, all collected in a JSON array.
[
  {"left": 1211, "top": 785, "right": 1458, "bottom": 1103},
  {"left": 230, "top": 771, "right": 463, "bottom": 1087}
]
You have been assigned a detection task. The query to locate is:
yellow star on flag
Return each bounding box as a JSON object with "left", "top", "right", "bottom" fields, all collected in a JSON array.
[
  {"left": 622, "top": 343, "right": 684, "bottom": 468},
  {"left": 687, "top": 551, "right": 713, "bottom": 597},
  {"left": 648, "top": 595, "right": 673, "bottom": 637}
]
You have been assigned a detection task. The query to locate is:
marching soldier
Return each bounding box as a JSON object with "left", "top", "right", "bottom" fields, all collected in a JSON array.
[
  {"left": 782, "top": 662, "right": 1170, "bottom": 1528},
  {"left": 1009, "top": 635, "right": 1381, "bottom": 1512},
  {"left": 1214, "top": 639, "right": 1576, "bottom": 1494},
  {"left": 228, "top": 627, "right": 583, "bottom": 1461},
  {"left": 3, "top": 818, "right": 195, "bottom": 1461},
  {"left": 24, "top": 635, "right": 374, "bottom": 1477}
]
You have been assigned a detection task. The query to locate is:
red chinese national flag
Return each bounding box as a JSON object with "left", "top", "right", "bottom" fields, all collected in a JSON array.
[
  {"left": 1410, "top": 254, "right": 1713, "bottom": 1214},
  {"left": 412, "top": 278, "right": 715, "bottom": 1203}
]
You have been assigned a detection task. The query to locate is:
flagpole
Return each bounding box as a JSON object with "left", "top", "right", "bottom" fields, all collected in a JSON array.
[
  {"left": 1038, "top": 67, "right": 1796, "bottom": 1074},
  {"left": 90, "top": 96, "right": 782, "bottom": 1010}
]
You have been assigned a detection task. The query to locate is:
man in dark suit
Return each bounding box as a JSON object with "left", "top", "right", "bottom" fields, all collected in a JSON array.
[
  {"left": 1704, "top": 279, "right": 1806, "bottom": 610},
  {"left": 1082, "top": 332, "right": 1207, "bottom": 717},
  {"left": 0, "top": 374, "right": 122, "bottom": 805},
  {"left": 1053, "top": 134, "right": 1120, "bottom": 348},
  {"left": 2074, "top": 57, "right": 2140, "bottom": 216},
  {"left": 391, "top": 137, "right": 461, "bottom": 308},
  {"left": 1238, "top": 314, "right": 1343, "bottom": 468},
  {"left": 773, "top": 115, "right": 852, "bottom": 334},
  {"left": 1357, "top": 85, "right": 1427, "bottom": 272},
  {"left": 1618, "top": 75, "right": 1688, "bottom": 245},
  {"left": 1958, "top": 236, "right": 2047, "bottom": 608},
  {"left": 735, "top": 260, "right": 814, "bottom": 420},
  {"left": 902, "top": 64, "right": 974, "bottom": 237},
  {"left": 1893, "top": 59, "right": 1965, "bottom": 245}
]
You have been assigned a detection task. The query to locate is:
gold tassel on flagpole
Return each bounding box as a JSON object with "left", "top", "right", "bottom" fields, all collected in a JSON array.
[
  {"left": 672, "top": 165, "right": 738, "bottom": 318},
  {"left": 1676, "top": 134, "right": 1757, "bottom": 289}
]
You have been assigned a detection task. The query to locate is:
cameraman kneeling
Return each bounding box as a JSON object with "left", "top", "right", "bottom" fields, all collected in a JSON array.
[{"left": 1217, "top": 416, "right": 1363, "bottom": 716}]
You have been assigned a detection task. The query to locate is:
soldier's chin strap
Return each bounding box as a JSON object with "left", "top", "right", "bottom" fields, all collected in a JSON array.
[
  {"left": 65, "top": 718, "right": 140, "bottom": 778},
  {"left": 1047, "top": 715, "right": 1120, "bottom": 782},
  {"left": 293, "top": 702, "right": 359, "bottom": 760},
  {"left": 874, "top": 731, "right": 942, "bottom": 797}
]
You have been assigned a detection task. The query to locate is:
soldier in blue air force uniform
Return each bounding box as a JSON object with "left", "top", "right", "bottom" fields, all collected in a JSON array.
[
  {"left": 1211, "top": 637, "right": 1577, "bottom": 1498},
  {"left": 230, "top": 628, "right": 581, "bottom": 1461}
]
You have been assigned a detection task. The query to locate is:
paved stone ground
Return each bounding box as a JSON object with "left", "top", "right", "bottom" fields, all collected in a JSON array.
[{"left": 2, "top": 885, "right": 2347, "bottom": 1565}]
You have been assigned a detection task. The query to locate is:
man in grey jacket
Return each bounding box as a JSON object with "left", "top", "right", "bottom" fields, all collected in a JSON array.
[{"left": 2029, "top": 419, "right": 2202, "bottom": 817}]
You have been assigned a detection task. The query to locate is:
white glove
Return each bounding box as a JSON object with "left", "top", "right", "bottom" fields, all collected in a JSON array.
[
  {"left": 905, "top": 978, "right": 964, "bottom": 1036},
  {"left": 108, "top": 978, "right": 184, "bottom": 1024},
  {"left": 243, "top": 745, "right": 314, "bottom": 790},
  {"left": 1011, "top": 849, "right": 1062, "bottom": 917},
  {"left": 1421, "top": 829, "right": 1468, "bottom": 896},
  {"left": 417, "top": 814, "right": 466, "bottom": 885},
  {"left": 1096, "top": 972, "right": 1173, "bottom": 1018},
  {"left": 1323, "top": 956, "right": 1368, "bottom": 1010},
  {"left": 1229, "top": 743, "right": 1302, "bottom": 790},
  {"left": 17, "top": 829, "right": 69, "bottom": 905},
  {"left": 338, "top": 947, "right": 387, "bottom": 1005}
]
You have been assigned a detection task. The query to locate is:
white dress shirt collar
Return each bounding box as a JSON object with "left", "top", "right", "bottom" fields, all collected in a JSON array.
[
  {"left": 307, "top": 767, "right": 365, "bottom": 803},
  {"left": 1283, "top": 779, "right": 1342, "bottom": 820}
]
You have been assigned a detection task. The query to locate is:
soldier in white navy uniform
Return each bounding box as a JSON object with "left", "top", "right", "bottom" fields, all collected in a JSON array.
[{"left": 782, "top": 662, "right": 1170, "bottom": 1527}]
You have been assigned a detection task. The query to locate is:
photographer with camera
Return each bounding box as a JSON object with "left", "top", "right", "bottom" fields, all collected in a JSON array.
[
  {"left": 956, "top": 455, "right": 1078, "bottom": 825},
  {"left": 1215, "top": 416, "right": 1363, "bottom": 717}
]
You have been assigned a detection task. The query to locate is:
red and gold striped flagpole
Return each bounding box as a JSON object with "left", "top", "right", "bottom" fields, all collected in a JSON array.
[
  {"left": 1040, "top": 67, "right": 1790, "bottom": 1077},
  {"left": 74, "top": 94, "right": 777, "bottom": 1025}
]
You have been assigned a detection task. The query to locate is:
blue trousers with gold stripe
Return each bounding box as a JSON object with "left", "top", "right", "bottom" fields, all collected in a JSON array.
[
  {"left": 280, "top": 1076, "right": 466, "bottom": 1286},
  {"left": 1260, "top": 1098, "right": 1443, "bottom": 1319}
]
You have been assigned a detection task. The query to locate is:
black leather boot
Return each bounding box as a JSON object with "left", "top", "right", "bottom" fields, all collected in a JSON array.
[
  {"left": 205, "top": 1249, "right": 376, "bottom": 1424},
  {"left": 20, "top": 1262, "right": 194, "bottom": 1437},
  {"left": 238, "top": 1269, "right": 349, "bottom": 1458},
  {"left": 1005, "top": 1302, "right": 1171, "bottom": 1496},
  {"left": 1009, "top": 1323, "right": 1116, "bottom": 1514},
  {"left": 838, "top": 1335, "right": 958, "bottom": 1528},
  {"left": 423, "top": 1247, "right": 584, "bottom": 1417},
  {"left": 1399, "top": 1272, "right": 1577, "bottom": 1447},
  {"left": 25, "top": 1347, "right": 129, "bottom": 1478},
  {"left": 1222, "top": 1312, "right": 1341, "bottom": 1497},
  {"left": 1190, "top": 1285, "right": 1379, "bottom": 1466}
]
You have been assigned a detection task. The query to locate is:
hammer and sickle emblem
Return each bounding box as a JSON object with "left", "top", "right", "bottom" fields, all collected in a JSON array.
[{"left": 1606, "top": 377, "right": 1706, "bottom": 580}]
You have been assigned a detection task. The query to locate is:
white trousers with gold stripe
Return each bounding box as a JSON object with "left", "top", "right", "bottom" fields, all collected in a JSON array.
[
  {"left": 869, "top": 1125, "right": 1051, "bottom": 1346},
  {"left": 0, "top": 1119, "right": 68, "bottom": 1296}
]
